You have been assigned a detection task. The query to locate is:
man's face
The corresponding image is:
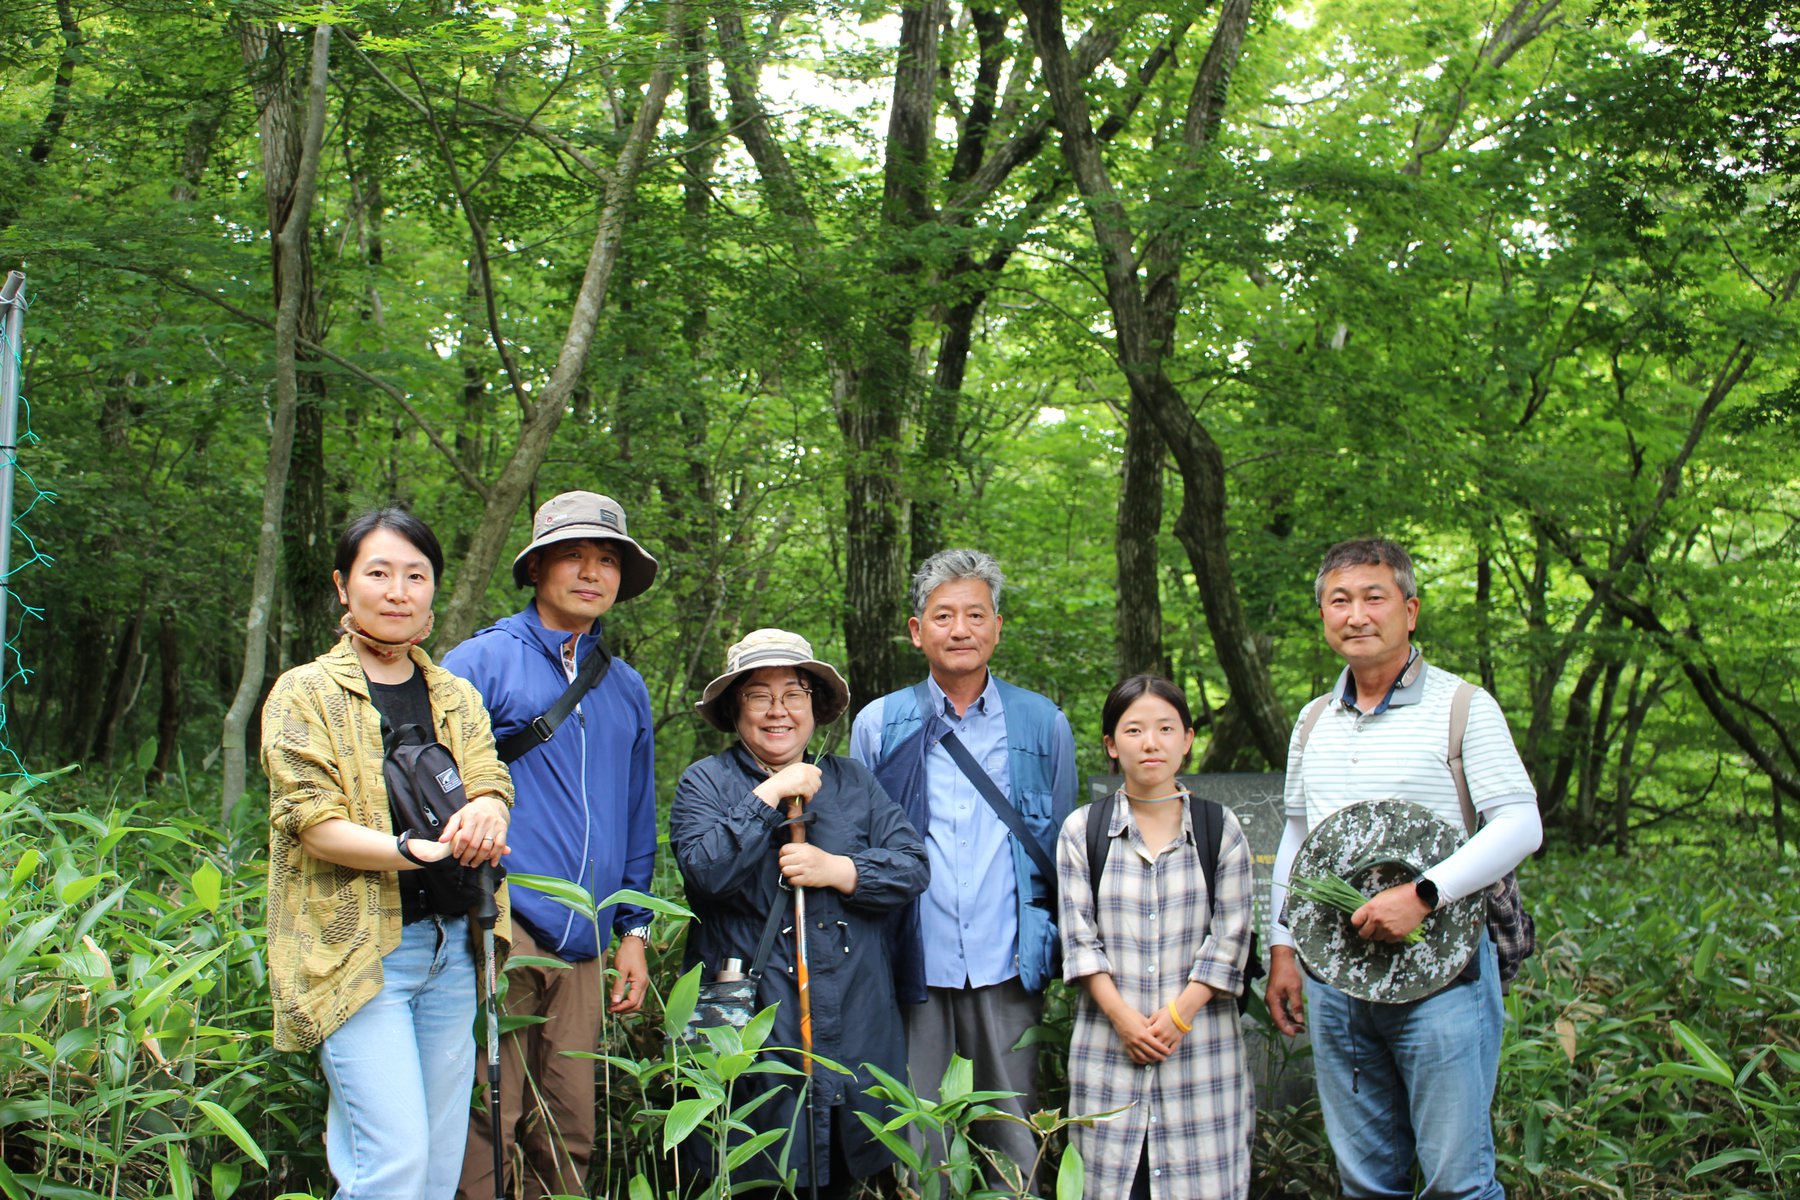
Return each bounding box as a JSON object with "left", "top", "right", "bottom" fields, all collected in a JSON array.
[
  {"left": 530, "top": 538, "right": 623, "bottom": 634},
  {"left": 1319, "top": 562, "right": 1418, "bottom": 676},
  {"left": 909, "top": 578, "right": 1003, "bottom": 685}
]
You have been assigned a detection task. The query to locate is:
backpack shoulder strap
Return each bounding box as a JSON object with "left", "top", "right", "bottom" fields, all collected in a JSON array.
[
  {"left": 1085, "top": 792, "right": 1117, "bottom": 907},
  {"left": 1448, "top": 680, "right": 1478, "bottom": 834},
  {"left": 1294, "top": 693, "right": 1330, "bottom": 756},
  {"left": 1194, "top": 794, "right": 1224, "bottom": 902}
]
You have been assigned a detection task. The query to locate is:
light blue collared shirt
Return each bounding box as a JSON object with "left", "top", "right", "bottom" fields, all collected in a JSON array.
[
  {"left": 851, "top": 671, "right": 1078, "bottom": 990},
  {"left": 919, "top": 674, "right": 1021, "bottom": 989}
]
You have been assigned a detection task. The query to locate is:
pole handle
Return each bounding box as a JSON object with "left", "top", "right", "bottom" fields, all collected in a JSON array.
[{"left": 475, "top": 863, "right": 503, "bottom": 928}]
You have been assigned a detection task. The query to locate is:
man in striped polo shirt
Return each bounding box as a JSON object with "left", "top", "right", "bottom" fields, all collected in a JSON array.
[{"left": 1267, "top": 538, "right": 1542, "bottom": 1200}]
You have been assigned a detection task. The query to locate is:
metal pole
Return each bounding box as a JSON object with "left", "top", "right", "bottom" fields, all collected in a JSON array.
[
  {"left": 0, "top": 271, "right": 26, "bottom": 699},
  {"left": 476, "top": 865, "right": 506, "bottom": 1200}
]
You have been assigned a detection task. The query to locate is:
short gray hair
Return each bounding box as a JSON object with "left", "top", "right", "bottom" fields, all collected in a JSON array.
[
  {"left": 910, "top": 549, "right": 1005, "bottom": 617},
  {"left": 1314, "top": 538, "right": 1418, "bottom": 605}
]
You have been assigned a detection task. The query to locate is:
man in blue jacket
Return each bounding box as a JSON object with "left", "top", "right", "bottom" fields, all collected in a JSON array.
[
  {"left": 850, "top": 548, "right": 1076, "bottom": 1187},
  {"left": 451, "top": 491, "right": 658, "bottom": 1200}
]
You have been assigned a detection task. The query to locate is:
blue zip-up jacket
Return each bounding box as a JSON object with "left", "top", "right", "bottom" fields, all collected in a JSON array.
[
  {"left": 442, "top": 603, "right": 655, "bottom": 961},
  {"left": 852, "top": 676, "right": 1075, "bottom": 995}
]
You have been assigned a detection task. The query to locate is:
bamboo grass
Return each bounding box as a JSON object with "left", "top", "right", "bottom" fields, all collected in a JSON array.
[{"left": 1289, "top": 873, "right": 1427, "bottom": 944}]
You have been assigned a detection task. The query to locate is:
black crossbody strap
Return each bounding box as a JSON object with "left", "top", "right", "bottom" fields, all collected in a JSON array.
[
  {"left": 497, "top": 637, "right": 613, "bottom": 764},
  {"left": 939, "top": 730, "right": 1058, "bottom": 897},
  {"left": 747, "top": 890, "right": 789, "bottom": 980}
]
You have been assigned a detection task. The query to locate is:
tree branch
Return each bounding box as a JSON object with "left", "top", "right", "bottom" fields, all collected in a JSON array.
[{"left": 117, "top": 266, "right": 490, "bottom": 502}]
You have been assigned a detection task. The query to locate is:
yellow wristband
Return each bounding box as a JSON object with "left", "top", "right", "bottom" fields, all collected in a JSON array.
[{"left": 1168, "top": 1000, "right": 1191, "bottom": 1033}]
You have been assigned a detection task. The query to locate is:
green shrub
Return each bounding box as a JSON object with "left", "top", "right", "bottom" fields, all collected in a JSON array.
[
  {"left": 0, "top": 761, "right": 326, "bottom": 1199},
  {"left": 2, "top": 763, "right": 1791, "bottom": 1199}
]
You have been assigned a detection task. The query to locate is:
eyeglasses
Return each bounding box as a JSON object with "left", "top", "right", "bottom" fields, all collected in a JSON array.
[{"left": 739, "top": 686, "right": 813, "bottom": 715}]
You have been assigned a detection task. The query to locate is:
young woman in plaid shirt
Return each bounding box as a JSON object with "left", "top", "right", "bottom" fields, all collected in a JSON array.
[{"left": 1056, "top": 676, "right": 1256, "bottom": 1199}]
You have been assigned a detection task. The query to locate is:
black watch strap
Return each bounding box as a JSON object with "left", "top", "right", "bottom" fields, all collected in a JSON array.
[
  {"left": 396, "top": 830, "right": 430, "bottom": 867},
  {"left": 1414, "top": 876, "right": 1441, "bottom": 910}
]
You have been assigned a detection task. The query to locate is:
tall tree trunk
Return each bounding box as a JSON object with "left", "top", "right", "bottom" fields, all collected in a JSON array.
[
  {"left": 1023, "top": 0, "right": 1287, "bottom": 763},
  {"left": 658, "top": 14, "right": 729, "bottom": 730},
  {"left": 455, "top": 254, "right": 488, "bottom": 483},
  {"left": 239, "top": 19, "right": 337, "bottom": 663},
  {"left": 835, "top": 0, "right": 949, "bottom": 712},
  {"left": 285, "top": 383, "right": 334, "bottom": 655},
  {"left": 149, "top": 606, "right": 182, "bottom": 785},
  {"left": 94, "top": 591, "right": 148, "bottom": 766},
  {"left": 221, "top": 20, "right": 334, "bottom": 818},
  {"left": 435, "top": 3, "right": 683, "bottom": 650},
  {"left": 1474, "top": 544, "right": 1498, "bottom": 698},
  {"left": 1115, "top": 397, "right": 1165, "bottom": 677}
]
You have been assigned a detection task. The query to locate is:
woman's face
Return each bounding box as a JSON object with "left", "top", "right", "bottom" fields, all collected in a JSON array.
[
  {"left": 1104, "top": 692, "right": 1195, "bottom": 795},
  {"left": 333, "top": 526, "right": 436, "bottom": 645},
  {"left": 733, "top": 666, "right": 817, "bottom": 768}
]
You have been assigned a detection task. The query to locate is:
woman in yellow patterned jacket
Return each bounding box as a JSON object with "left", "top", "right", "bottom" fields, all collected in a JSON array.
[{"left": 262, "top": 508, "right": 513, "bottom": 1200}]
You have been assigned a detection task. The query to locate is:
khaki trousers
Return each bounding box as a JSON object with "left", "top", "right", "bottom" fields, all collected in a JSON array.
[{"left": 457, "top": 924, "right": 603, "bottom": 1200}]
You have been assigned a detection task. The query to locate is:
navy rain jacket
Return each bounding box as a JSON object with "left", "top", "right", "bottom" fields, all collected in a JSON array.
[{"left": 670, "top": 748, "right": 927, "bottom": 1191}]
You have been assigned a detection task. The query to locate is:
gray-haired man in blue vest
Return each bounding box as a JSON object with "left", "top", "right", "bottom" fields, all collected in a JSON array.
[{"left": 851, "top": 549, "right": 1076, "bottom": 1186}]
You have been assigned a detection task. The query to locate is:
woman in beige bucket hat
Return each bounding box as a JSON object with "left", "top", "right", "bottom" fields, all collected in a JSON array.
[{"left": 670, "top": 629, "right": 928, "bottom": 1197}]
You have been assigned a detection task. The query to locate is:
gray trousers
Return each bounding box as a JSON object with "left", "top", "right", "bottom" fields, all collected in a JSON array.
[{"left": 905, "top": 979, "right": 1042, "bottom": 1190}]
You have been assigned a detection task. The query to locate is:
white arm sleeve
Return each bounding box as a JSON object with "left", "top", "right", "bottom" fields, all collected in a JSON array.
[
  {"left": 1268, "top": 812, "right": 1308, "bottom": 950},
  {"left": 1423, "top": 795, "right": 1541, "bottom": 903}
]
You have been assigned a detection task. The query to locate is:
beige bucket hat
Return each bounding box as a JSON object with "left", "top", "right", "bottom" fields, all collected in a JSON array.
[
  {"left": 511, "top": 491, "right": 658, "bottom": 601},
  {"left": 695, "top": 628, "right": 852, "bottom": 730}
]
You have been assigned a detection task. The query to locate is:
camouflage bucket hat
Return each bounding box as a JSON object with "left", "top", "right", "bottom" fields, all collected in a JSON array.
[{"left": 1289, "top": 799, "right": 1484, "bottom": 1003}]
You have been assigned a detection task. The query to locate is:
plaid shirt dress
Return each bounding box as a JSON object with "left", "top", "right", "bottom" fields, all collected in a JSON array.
[{"left": 1057, "top": 795, "right": 1256, "bottom": 1199}]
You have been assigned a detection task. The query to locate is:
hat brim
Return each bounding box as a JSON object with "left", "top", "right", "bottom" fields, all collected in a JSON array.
[
  {"left": 1289, "top": 800, "right": 1484, "bottom": 1003},
  {"left": 511, "top": 526, "right": 658, "bottom": 601},
  {"left": 694, "top": 657, "right": 851, "bottom": 731}
]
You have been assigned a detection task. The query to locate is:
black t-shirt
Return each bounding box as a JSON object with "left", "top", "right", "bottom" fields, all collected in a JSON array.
[{"left": 367, "top": 670, "right": 436, "bottom": 922}]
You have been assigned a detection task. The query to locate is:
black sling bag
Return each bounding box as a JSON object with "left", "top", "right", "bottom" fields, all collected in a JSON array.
[{"left": 384, "top": 723, "right": 503, "bottom": 913}]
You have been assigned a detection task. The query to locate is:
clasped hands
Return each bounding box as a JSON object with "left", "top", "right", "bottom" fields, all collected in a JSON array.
[{"left": 1108, "top": 985, "right": 1214, "bottom": 1065}]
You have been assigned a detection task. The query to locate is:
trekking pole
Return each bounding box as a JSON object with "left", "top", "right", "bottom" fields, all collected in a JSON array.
[
  {"left": 476, "top": 863, "right": 506, "bottom": 1200},
  {"left": 785, "top": 794, "right": 820, "bottom": 1200}
]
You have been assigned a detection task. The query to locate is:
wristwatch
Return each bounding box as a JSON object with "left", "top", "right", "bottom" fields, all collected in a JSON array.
[
  {"left": 1414, "top": 877, "right": 1440, "bottom": 911},
  {"left": 396, "top": 830, "right": 430, "bottom": 866},
  {"left": 623, "top": 923, "right": 652, "bottom": 943}
]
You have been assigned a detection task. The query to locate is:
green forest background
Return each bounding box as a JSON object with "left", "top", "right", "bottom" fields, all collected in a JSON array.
[{"left": 0, "top": 0, "right": 1795, "bottom": 1196}]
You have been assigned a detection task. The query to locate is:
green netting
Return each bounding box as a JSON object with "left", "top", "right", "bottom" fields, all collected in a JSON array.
[{"left": 0, "top": 288, "right": 55, "bottom": 784}]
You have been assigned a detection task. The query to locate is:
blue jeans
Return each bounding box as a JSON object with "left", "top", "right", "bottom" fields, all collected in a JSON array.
[
  {"left": 1309, "top": 937, "right": 1504, "bottom": 1200},
  {"left": 319, "top": 915, "right": 477, "bottom": 1200}
]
